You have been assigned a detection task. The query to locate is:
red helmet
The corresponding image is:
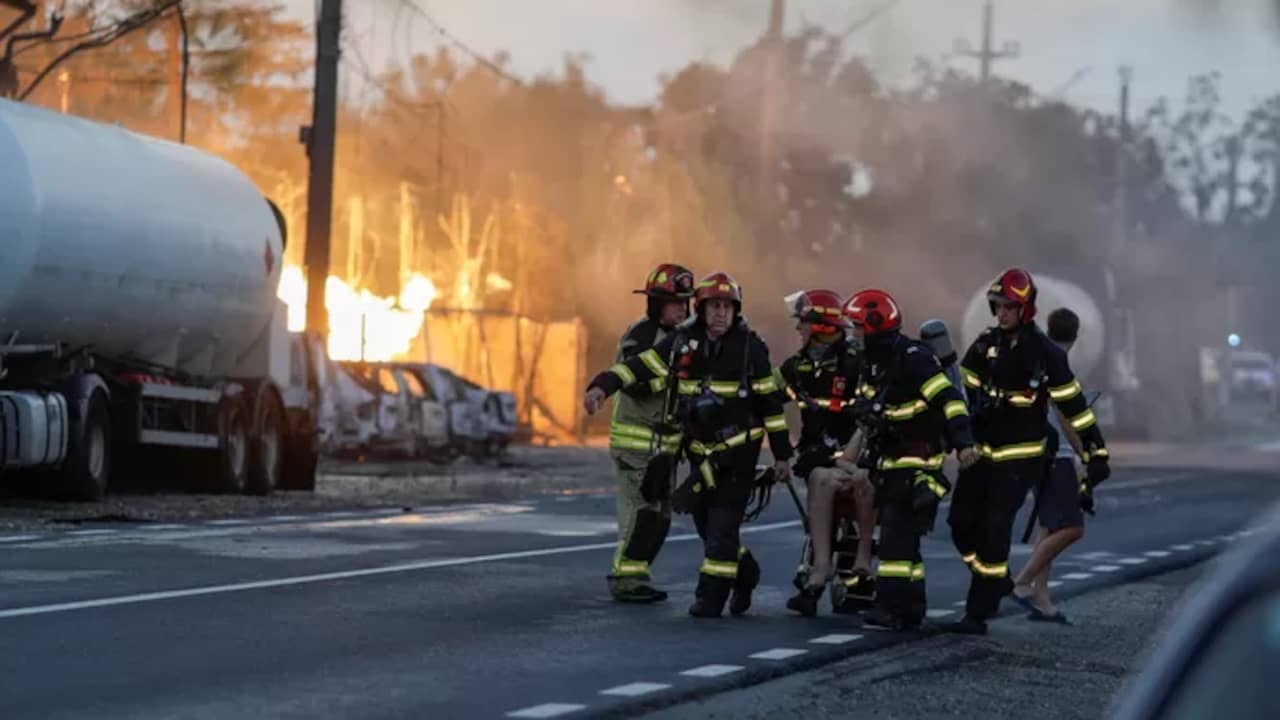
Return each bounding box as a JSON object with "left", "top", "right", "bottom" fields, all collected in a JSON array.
[
  {"left": 987, "top": 268, "right": 1037, "bottom": 322},
  {"left": 842, "top": 288, "right": 903, "bottom": 336},
  {"left": 694, "top": 271, "right": 743, "bottom": 309},
  {"left": 785, "top": 289, "right": 849, "bottom": 334},
  {"left": 634, "top": 263, "right": 695, "bottom": 299}
]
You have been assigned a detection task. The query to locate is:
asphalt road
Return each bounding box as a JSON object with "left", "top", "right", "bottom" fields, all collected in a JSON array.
[{"left": 0, "top": 464, "right": 1277, "bottom": 719}]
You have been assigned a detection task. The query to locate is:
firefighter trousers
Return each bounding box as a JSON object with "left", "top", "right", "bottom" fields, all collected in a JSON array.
[
  {"left": 947, "top": 457, "right": 1037, "bottom": 620},
  {"left": 608, "top": 450, "right": 672, "bottom": 596},
  {"left": 688, "top": 443, "right": 759, "bottom": 585},
  {"left": 874, "top": 468, "right": 942, "bottom": 624}
]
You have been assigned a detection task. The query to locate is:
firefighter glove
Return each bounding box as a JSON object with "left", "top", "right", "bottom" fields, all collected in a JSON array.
[{"left": 1086, "top": 455, "right": 1110, "bottom": 486}]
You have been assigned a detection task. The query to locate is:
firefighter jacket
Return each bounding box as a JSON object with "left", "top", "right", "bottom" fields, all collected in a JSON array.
[
  {"left": 959, "top": 323, "right": 1108, "bottom": 463},
  {"left": 779, "top": 337, "right": 862, "bottom": 451},
  {"left": 606, "top": 317, "right": 681, "bottom": 456},
  {"left": 859, "top": 334, "right": 974, "bottom": 473},
  {"left": 589, "top": 318, "right": 793, "bottom": 464}
]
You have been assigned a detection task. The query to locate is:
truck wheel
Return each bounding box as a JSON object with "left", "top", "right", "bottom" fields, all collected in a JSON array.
[
  {"left": 245, "top": 385, "right": 284, "bottom": 496},
  {"left": 211, "top": 397, "right": 249, "bottom": 494},
  {"left": 281, "top": 437, "right": 319, "bottom": 491},
  {"left": 58, "top": 386, "right": 112, "bottom": 502}
]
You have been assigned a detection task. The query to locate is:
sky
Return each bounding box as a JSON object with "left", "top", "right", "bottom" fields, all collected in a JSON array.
[{"left": 283, "top": 0, "right": 1280, "bottom": 120}]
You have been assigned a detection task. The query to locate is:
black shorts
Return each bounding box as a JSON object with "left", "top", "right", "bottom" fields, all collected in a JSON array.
[{"left": 1034, "top": 458, "right": 1085, "bottom": 532}]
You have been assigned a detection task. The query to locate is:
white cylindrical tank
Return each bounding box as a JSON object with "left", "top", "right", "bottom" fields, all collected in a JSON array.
[
  {"left": 0, "top": 98, "right": 283, "bottom": 378},
  {"left": 960, "top": 273, "right": 1106, "bottom": 382}
]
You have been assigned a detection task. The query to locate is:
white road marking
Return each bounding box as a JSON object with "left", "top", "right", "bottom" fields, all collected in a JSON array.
[
  {"left": 554, "top": 497, "right": 578, "bottom": 503},
  {"left": 953, "top": 600, "right": 967, "bottom": 607},
  {"left": 1116, "top": 558, "right": 1148, "bottom": 565},
  {"left": 926, "top": 609, "right": 955, "bottom": 619},
  {"left": 0, "top": 521, "right": 804, "bottom": 620},
  {"left": 1091, "top": 565, "right": 1122, "bottom": 573},
  {"left": 0, "top": 535, "right": 40, "bottom": 543},
  {"left": 67, "top": 529, "right": 116, "bottom": 536},
  {"left": 321, "top": 511, "right": 360, "bottom": 519},
  {"left": 1062, "top": 573, "right": 1093, "bottom": 580},
  {"left": 599, "top": 682, "right": 670, "bottom": 697},
  {"left": 1171, "top": 544, "right": 1194, "bottom": 551},
  {"left": 680, "top": 665, "right": 743, "bottom": 678},
  {"left": 1144, "top": 550, "right": 1171, "bottom": 558},
  {"left": 809, "top": 634, "right": 862, "bottom": 645},
  {"left": 749, "top": 648, "right": 808, "bottom": 661},
  {"left": 506, "top": 703, "right": 587, "bottom": 718},
  {"left": 1079, "top": 551, "right": 1115, "bottom": 560},
  {"left": 265, "top": 516, "right": 306, "bottom": 523},
  {"left": 205, "top": 519, "right": 251, "bottom": 526},
  {"left": 1047, "top": 580, "right": 1064, "bottom": 588},
  {"left": 142, "top": 524, "right": 187, "bottom": 531}
]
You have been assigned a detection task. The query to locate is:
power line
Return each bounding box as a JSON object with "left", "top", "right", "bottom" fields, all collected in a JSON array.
[{"left": 392, "top": 0, "right": 526, "bottom": 86}]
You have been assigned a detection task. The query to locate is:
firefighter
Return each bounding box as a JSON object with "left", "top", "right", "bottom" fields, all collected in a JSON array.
[
  {"left": 842, "top": 289, "right": 981, "bottom": 631},
  {"left": 596, "top": 263, "right": 696, "bottom": 603},
  {"left": 777, "top": 289, "right": 875, "bottom": 616},
  {"left": 584, "top": 271, "right": 793, "bottom": 618},
  {"left": 946, "top": 269, "right": 1110, "bottom": 635}
]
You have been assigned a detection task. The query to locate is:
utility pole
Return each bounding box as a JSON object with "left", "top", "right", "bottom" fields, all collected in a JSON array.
[
  {"left": 301, "top": 0, "right": 341, "bottom": 340},
  {"left": 953, "top": 0, "right": 1019, "bottom": 82}
]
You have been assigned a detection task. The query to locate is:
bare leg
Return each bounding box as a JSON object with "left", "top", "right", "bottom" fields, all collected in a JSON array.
[
  {"left": 851, "top": 477, "right": 876, "bottom": 572},
  {"left": 805, "top": 467, "right": 841, "bottom": 586},
  {"left": 1014, "top": 525, "right": 1084, "bottom": 613}
]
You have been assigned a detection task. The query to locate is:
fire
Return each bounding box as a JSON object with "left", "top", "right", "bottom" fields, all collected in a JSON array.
[{"left": 276, "top": 265, "right": 438, "bottom": 361}]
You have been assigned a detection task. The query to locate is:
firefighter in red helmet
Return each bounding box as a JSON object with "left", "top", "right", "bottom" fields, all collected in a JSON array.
[
  {"left": 776, "top": 289, "right": 876, "bottom": 616},
  {"left": 585, "top": 271, "right": 793, "bottom": 618},
  {"left": 599, "top": 263, "right": 695, "bottom": 603},
  {"left": 842, "top": 288, "right": 980, "bottom": 630},
  {"left": 945, "top": 269, "right": 1110, "bottom": 635}
]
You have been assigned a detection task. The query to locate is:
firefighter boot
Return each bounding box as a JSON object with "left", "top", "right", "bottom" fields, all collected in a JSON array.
[
  {"left": 689, "top": 575, "right": 735, "bottom": 618},
  {"left": 786, "top": 585, "right": 823, "bottom": 617},
  {"left": 862, "top": 606, "right": 911, "bottom": 632},
  {"left": 835, "top": 572, "right": 876, "bottom": 614},
  {"left": 612, "top": 584, "right": 669, "bottom": 604},
  {"left": 730, "top": 551, "right": 761, "bottom": 617},
  {"left": 942, "top": 615, "right": 989, "bottom": 635}
]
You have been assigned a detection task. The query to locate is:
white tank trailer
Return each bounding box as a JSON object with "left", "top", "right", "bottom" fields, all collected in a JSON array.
[{"left": 0, "top": 98, "right": 318, "bottom": 499}]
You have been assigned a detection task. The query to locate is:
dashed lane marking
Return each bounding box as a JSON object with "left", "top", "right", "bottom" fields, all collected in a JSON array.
[
  {"left": 926, "top": 609, "right": 956, "bottom": 619},
  {"left": 809, "top": 634, "right": 862, "bottom": 645},
  {"left": 0, "top": 535, "right": 41, "bottom": 543},
  {"left": 1062, "top": 572, "right": 1093, "bottom": 580},
  {"left": 1171, "top": 544, "right": 1194, "bottom": 551},
  {"left": 599, "top": 682, "right": 670, "bottom": 697},
  {"left": 749, "top": 648, "right": 808, "bottom": 661},
  {"left": 1091, "top": 565, "right": 1122, "bottom": 573},
  {"left": 679, "top": 665, "right": 744, "bottom": 678},
  {"left": 1116, "top": 558, "right": 1148, "bottom": 565},
  {"left": 1047, "top": 580, "right": 1064, "bottom": 588},
  {"left": 1144, "top": 550, "right": 1171, "bottom": 558},
  {"left": 67, "top": 529, "right": 116, "bottom": 536},
  {"left": 505, "top": 703, "right": 587, "bottom": 718}
]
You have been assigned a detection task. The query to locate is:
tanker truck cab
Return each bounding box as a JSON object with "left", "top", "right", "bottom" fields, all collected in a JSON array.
[{"left": 0, "top": 98, "right": 320, "bottom": 500}]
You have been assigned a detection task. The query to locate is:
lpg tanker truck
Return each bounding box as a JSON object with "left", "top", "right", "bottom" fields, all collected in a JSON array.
[{"left": 0, "top": 98, "right": 319, "bottom": 500}]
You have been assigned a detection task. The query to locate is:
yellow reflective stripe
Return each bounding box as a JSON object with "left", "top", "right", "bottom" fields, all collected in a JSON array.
[
  {"left": 879, "top": 454, "right": 945, "bottom": 471},
  {"left": 638, "top": 349, "right": 668, "bottom": 378},
  {"left": 978, "top": 440, "right": 1046, "bottom": 462},
  {"left": 764, "top": 414, "right": 789, "bottom": 432},
  {"left": 611, "top": 423, "right": 653, "bottom": 439},
  {"left": 648, "top": 377, "right": 666, "bottom": 393},
  {"left": 609, "top": 436, "right": 652, "bottom": 452},
  {"left": 884, "top": 399, "right": 927, "bottom": 420},
  {"left": 1084, "top": 447, "right": 1109, "bottom": 462},
  {"left": 961, "top": 367, "right": 982, "bottom": 388},
  {"left": 920, "top": 372, "right": 952, "bottom": 400},
  {"left": 678, "top": 379, "right": 699, "bottom": 395},
  {"left": 878, "top": 560, "right": 913, "bottom": 578},
  {"left": 612, "top": 560, "right": 651, "bottom": 577},
  {"left": 708, "top": 381, "right": 742, "bottom": 397},
  {"left": 962, "top": 553, "right": 977, "bottom": 566},
  {"left": 971, "top": 559, "right": 1007, "bottom": 577},
  {"left": 1069, "top": 408, "right": 1098, "bottom": 431},
  {"left": 689, "top": 428, "right": 765, "bottom": 455},
  {"left": 1008, "top": 392, "right": 1037, "bottom": 407},
  {"left": 751, "top": 376, "right": 779, "bottom": 394},
  {"left": 700, "top": 559, "right": 739, "bottom": 578},
  {"left": 610, "top": 363, "right": 637, "bottom": 386},
  {"left": 944, "top": 400, "right": 968, "bottom": 419},
  {"left": 911, "top": 563, "right": 925, "bottom": 581},
  {"left": 1050, "top": 379, "right": 1083, "bottom": 402},
  {"left": 699, "top": 459, "right": 715, "bottom": 489},
  {"left": 915, "top": 472, "right": 948, "bottom": 498}
]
